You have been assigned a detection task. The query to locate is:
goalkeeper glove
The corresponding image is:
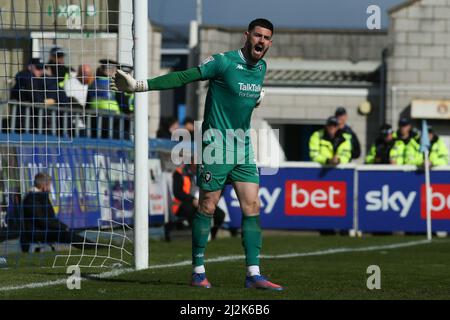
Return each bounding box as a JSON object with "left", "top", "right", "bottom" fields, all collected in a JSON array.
[
  {"left": 110, "top": 69, "right": 148, "bottom": 93},
  {"left": 255, "top": 88, "right": 265, "bottom": 108}
]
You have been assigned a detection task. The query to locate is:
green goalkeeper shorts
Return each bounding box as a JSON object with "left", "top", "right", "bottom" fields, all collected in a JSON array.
[{"left": 197, "top": 147, "right": 259, "bottom": 191}]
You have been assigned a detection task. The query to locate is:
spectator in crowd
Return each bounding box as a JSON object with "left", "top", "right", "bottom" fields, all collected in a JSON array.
[
  {"left": 391, "top": 117, "right": 420, "bottom": 165},
  {"left": 335, "top": 107, "right": 361, "bottom": 160},
  {"left": 408, "top": 125, "right": 449, "bottom": 167},
  {"left": 165, "top": 161, "right": 225, "bottom": 242},
  {"left": 365, "top": 124, "right": 396, "bottom": 164},
  {"left": 87, "top": 59, "right": 121, "bottom": 114},
  {"left": 157, "top": 117, "right": 179, "bottom": 139},
  {"left": 10, "top": 58, "right": 46, "bottom": 103},
  {"left": 20, "top": 173, "right": 94, "bottom": 253},
  {"left": 64, "top": 64, "right": 94, "bottom": 108},
  {"left": 46, "top": 47, "right": 73, "bottom": 88},
  {"left": 115, "top": 65, "right": 135, "bottom": 114},
  {"left": 309, "top": 116, "right": 352, "bottom": 165}
]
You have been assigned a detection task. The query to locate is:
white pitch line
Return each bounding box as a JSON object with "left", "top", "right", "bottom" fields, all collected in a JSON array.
[{"left": 0, "top": 239, "right": 431, "bottom": 292}]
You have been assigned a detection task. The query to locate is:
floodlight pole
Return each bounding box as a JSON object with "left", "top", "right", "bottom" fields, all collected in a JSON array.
[{"left": 133, "top": 0, "right": 149, "bottom": 270}]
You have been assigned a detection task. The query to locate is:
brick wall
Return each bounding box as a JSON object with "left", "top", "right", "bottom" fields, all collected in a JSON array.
[{"left": 387, "top": 0, "right": 450, "bottom": 132}]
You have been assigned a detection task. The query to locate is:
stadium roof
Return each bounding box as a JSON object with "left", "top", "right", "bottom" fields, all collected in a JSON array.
[{"left": 264, "top": 59, "right": 381, "bottom": 87}]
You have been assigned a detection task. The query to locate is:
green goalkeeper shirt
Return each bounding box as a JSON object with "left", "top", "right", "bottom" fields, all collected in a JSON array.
[
  {"left": 198, "top": 50, "right": 266, "bottom": 151},
  {"left": 146, "top": 49, "right": 266, "bottom": 152}
]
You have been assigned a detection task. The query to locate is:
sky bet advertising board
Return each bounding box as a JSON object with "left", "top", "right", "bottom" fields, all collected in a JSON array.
[
  {"left": 358, "top": 169, "right": 450, "bottom": 232},
  {"left": 223, "top": 167, "right": 354, "bottom": 230}
]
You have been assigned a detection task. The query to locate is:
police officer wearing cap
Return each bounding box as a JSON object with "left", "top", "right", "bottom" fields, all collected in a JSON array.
[
  {"left": 391, "top": 117, "right": 420, "bottom": 165},
  {"left": 335, "top": 107, "right": 361, "bottom": 160},
  {"left": 365, "top": 124, "right": 396, "bottom": 164},
  {"left": 10, "top": 58, "right": 46, "bottom": 103},
  {"left": 309, "top": 116, "right": 352, "bottom": 165},
  {"left": 46, "top": 47, "right": 72, "bottom": 89},
  {"left": 87, "top": 59, "right": 121, "bottom": 115}
]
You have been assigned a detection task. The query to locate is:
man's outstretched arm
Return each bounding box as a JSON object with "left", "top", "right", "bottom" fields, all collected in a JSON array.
[{"left": 111, "top": 67, "right": 202, "bottom": 93}]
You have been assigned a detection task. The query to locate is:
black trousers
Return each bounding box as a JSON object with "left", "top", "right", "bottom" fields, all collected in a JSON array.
[
  {"left": 20, "top": 229, "right": 93, "bottom": 253},
  {"left": 165, "top": 201, "right": 226, "bottom": 241},
  {"left": 177, "top": 201, "right": 225, "bottom": 228}
]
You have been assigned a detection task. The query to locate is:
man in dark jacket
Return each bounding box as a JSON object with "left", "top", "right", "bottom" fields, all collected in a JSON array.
[
  {"left": 46, "top": 47, "right": 72, "bottom": 88},
  {"left": 166, "top": 162, "right": 225, "bottom": 242},
  {"left": 335, "top": 107, "right": 361, "bottom": 160},
  {"left": 20, "top": 172, "right": 93, "bottom": 253},
  {"left": 10, "top": 58, "right": 46, "bottom": 103}
]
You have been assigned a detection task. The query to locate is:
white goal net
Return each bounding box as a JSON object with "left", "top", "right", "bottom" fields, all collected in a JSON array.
[{"left": 0, "top": 0, "right": 142, "bottom": 269}]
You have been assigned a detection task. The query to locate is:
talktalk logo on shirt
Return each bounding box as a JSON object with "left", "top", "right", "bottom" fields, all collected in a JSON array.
[
  {"left": 285, "top": 181, "right": 347, "bottom": 217},
  {"left": 420, "top": 184, "right": 450, "bottom": 220}
]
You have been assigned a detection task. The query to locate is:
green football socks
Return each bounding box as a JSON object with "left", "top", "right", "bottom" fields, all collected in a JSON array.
[
  {"left": 192, "top": 211, "right": 212, "bottom": 267},
  {"left": 242, "top": 214, "right": 262, "bottom": 267}
]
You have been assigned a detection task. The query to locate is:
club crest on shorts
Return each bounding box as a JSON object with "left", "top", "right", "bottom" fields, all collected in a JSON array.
[{"left": 204, "top": 171, "right": 212, "bottom": 183}]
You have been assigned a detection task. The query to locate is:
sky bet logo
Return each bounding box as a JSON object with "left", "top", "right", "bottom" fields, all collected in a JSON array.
[
  {"left": 365, "top": 184, "right": 450, "bottom": 219},
  {"left": 421, "top": 184, "right": 450, "bottom": 220},
  {"left": 365, "top": 185, "right": 416, "bottom": 218},
  {"left": 285, "top": 181, "right": 347, "bottom": 217}
]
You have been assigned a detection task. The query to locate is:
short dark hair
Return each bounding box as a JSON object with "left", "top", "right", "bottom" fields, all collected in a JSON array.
[
  {"left": 34, "top": 172, "right": 51, "bottom": 189},
  {"left": 335, "top": 107, "right": 347, "bottom": 117},
  {"left": 248, "top": 18, "right": 274, "bottom": 34}
]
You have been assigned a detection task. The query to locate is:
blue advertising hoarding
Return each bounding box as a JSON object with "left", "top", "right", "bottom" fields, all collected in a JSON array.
[
  {"left": 222, "top": 166, "right": 354, "bottom": 230},
  {"left": 358, "top": 168, "right": 450, "bottom": 232},
  {"left": 17, "top": 141, "right": 135, "bottom": 229}
]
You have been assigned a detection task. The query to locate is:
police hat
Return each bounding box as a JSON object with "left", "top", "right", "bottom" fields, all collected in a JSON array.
[
  {"left": 380, "top": 124, "right": 393, "bottom": 136},
  {"left": 29, "top": 58, "right": 44, "bottom": 69},
  {"left": 398, "top": 117, "right": 411, "bottom": 127},
  {"left": 326, "top": 116, "right": 339, "bottom": 126},
  {"left": 118, "top": 64, "right": 133, "bottom": 73},
  {"left": 335, "top": 106, "right": 347, "bottom": 117},
  {"left": 99, "top": 59, "right": 118, "bottom": 66},
  {"left": 49, "top": 47, "right": 65, "bottom": 57}
]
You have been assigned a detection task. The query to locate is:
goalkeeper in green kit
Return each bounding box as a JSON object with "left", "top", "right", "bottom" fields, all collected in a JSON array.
[{"left": 111, "top": 18, "right": 282, "bottom": 291}]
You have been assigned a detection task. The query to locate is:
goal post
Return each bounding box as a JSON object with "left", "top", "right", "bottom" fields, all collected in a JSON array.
[{"left": 133, "top": 0, "right": 149, "bottom": 271}]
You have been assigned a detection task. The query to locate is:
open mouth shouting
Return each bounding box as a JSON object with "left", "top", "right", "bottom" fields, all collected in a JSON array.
[{"left": 252, "top": 44, "right": 265, "bottom": 59}]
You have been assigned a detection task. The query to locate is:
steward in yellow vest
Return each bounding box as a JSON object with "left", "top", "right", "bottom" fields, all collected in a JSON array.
[{"left": 309, "top": 116, "right": 352, "bottom": 165}]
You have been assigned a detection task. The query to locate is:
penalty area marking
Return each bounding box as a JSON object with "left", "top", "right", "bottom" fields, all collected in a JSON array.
[{"left": 0, "top": 239, "right": 431, "bottom": 292}]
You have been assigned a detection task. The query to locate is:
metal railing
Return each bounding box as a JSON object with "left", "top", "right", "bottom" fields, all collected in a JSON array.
[{"left": 1, "top": 101, "right": 134, "bottom": 140}]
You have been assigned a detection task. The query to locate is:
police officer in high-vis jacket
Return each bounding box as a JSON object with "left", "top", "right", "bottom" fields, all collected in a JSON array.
[
  {"left": 309, "top": 116, "right": 352, "bottom": 165},
  {"left": 335, "top": 107, "right": 361, "bottom": 160},
  {"left": 391, "top": 117, "right": 420, "bottom": 165},
  {"left": 46, "top": 47, "right": 72, "bottom": 89},
  {"left": 365, "top": 124, "right": 396, "bottom": 164},
  {"left": 87, "top": 59, "right": 121, "bottom": 114},
  {"left": 407, "top": 126, "right": 449, "bottom": 167}
]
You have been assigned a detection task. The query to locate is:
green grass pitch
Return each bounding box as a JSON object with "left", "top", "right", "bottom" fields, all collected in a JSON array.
[{"left": 0, "top": 233, "right": 449, "bottom": 299}]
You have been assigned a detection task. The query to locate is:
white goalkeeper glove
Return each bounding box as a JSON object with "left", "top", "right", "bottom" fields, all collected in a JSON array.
[
  {"left": 255, "top": 88, "right": 265, "bottom": 108},
  {"left": 110, "top": 69, "right": 148, "bottom": 93}
]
